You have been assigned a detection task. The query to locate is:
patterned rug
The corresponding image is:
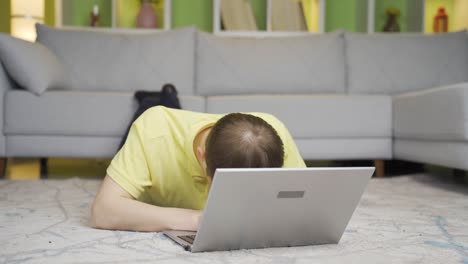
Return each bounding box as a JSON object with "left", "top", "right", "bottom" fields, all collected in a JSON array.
[{"left": 1, "top": 174, "right": 467, "bottom": 263}]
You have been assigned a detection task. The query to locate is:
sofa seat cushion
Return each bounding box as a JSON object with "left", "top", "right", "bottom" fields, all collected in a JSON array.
[
  {"left": 196, "top": 32, "right": 346, "bottom": 95},
  {"left": 297, "top": 138, "right": 392, "bottom": 160},
  {"left": 394, "top": 82, "right": 468, "bottom": 141},
  {"left": 394, "top": 139, "right": 468, "bottom": 171},
  {"left": 346, "top": 32, "right": 468, "bottom": 95},
  {"left": 5, "top": 90, "right": 205, "bottom": 137},
  {"left": 206, "top": 95, "right": 392, "bottom": 138},
  {"left": 36, "top": 24, "right": 196, "bottom": 94}
]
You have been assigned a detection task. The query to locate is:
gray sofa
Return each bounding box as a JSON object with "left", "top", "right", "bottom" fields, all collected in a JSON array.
[{"left": 0, "top": 24, "right": 467, "bottom": 173}]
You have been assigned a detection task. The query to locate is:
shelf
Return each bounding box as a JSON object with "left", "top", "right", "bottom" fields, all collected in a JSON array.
[
  {"left": 369, "top": 0, "right": 468, "bottom": 34},
  {"left": 61, "top": 0, "right": 113, "bottom": 28},
  {"left": 214, "top": 0, "right": 324, "bottom": 35},
  {"left": 424, "top": 0, "right": 468, "bottom": 33},
  {"left": 47, "top": 0, "right": 466, "bottom": 34},
  {"left": 325, "top": 0, "right": 368, "bottom": 33},
  {"left": 56, "top": 0, "right": 171, "bottom": 30},
  {"left": 373, "top": 0, "right": 424, "bottom": 33},
  {"left": 116, "top": 0, "right": 166, "bottom": 29},
  {"left": 214, "top": 30, "right": 317, "bottom": 38}
]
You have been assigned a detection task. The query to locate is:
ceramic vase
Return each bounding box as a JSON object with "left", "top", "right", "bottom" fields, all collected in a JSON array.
[{"left": 137, "top": 2, "right": 158, "bottom": 28}]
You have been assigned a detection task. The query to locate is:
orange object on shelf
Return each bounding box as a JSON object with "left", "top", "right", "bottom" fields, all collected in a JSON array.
[{"left": 433, "top": 7, "right": 448, "bottom": 33}]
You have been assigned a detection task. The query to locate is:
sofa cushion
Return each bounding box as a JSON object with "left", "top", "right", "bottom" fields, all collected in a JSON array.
[
  {"left": 394, "top": 139, "right": 468, "bottom": 171},
  {"left": 206, "top": 95, "right": 392, "bottom": 138},
  {"left": 297, "top": 138, "right": 392, "bottom": 160},
  {"left": 36, "top": 24, "right": 196, "bottom": 95},
  {"left": 196, "top": 32, "right": 346, "bottom": 95},
  {"left": 393, "top": 82, "right": 468, "bottom": 141},
  {"left": 7, "top": 135, "right": 122, "bottom": 158},
  {"left": 0, "top": 33, "right": 64, "bottom": 95},
  {"left": 346, "top": 31, "right": 468, "bottom": 95},
  {"left": 4, "top": 90, "right": 205, "bottom": 137}
]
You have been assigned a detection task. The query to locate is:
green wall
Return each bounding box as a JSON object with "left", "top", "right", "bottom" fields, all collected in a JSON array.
[
  {"left": 63, "top": 0, "right": 112, "bottom": 27},
  {"left": 172, "top": 0, "right": 213, "bottom": 32},
  {"left": 406, "top": 0, "right": 424, "bottom": 32},
  {"left": 45, "top": 0, "right": 56, "bottom": 26},
  {"left": 0, "top": 0, "right": 10, "bottom": 33},
  {"left": 325, "top": 0, "right": 367, "bottom": 32}
]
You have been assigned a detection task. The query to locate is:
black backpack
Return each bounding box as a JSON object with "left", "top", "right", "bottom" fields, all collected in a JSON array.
[{"left": 118, "top": 83, "right": 181, "bottom": 150}]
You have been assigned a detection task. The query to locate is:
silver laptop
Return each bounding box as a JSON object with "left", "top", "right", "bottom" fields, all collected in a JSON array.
[{"left": 163, "top": 167, "right": 374, "bottom": 252}]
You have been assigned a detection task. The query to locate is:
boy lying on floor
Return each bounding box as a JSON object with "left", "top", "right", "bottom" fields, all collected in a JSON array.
[{"left": 91, "top": 106, "right": 305, "bottom": 232}]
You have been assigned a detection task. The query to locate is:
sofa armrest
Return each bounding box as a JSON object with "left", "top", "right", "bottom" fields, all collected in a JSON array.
[
  {"left": 0, "top": 62, "right": 14, "bottom": 91},
  {"left": 0, "top": 62, "right": 14, "bottom": 156},
  {"left": 393, "top": 82, "right": 468, "bottom": 141}
]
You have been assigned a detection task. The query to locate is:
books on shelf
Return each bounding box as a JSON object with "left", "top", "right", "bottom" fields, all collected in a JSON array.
[
  {"left": 271, "top": 0, "right": 307, "bottom": 31},
  {"left": 220, "top": 0, "right": 258, "bottom": 31}
]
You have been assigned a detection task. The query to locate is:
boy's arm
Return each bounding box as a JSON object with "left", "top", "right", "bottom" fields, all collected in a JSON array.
[{"left": 91, "top": 175, "right": 202, "bottom": 232}]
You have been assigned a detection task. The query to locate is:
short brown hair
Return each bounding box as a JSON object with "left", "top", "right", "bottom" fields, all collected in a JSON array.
[{"left": 205, "top": 113, "right": 284, "bottom": 177}]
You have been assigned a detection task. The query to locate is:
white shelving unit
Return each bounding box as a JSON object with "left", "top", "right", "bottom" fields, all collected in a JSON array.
[
  {"left": 368, "top": 0, "right": 426, "bottom": 33},
  {"left": 54, "top": 0, "right": 62, "bottom": 27},
  {"left": 54, "top": 0, "right": 172, "bottom": 30},
  {"left": 52, "top": 0, "right": 462, "bottom": 34},
  {"left": 367, "top": 0, "right": 375, "bottom": 33},
  {"left": 213, "top": 0, "right": 325, "bottom": 37},
  {"left": 213, "top": 0, "right": 434, "bottom": 36}
]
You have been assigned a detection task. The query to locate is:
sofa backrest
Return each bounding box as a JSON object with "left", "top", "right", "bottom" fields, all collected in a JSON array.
[
  {"left": 345, "top": 31, "right": 468, "bottom": 95},
  {"left": 196, "top": 32, "right": 346, "bottom": 96},
  {"left": 36, "top": 24, "right": 196, "bottom": 95}
]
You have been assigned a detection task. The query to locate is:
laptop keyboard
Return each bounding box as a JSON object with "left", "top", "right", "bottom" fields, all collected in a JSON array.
[{"left": 178, "top": 235, "right": 196, "bottom": 244}]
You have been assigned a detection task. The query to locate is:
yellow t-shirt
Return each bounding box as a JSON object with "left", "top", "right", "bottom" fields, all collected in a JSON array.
[{"left": 107, "top": 106, "right": 305, "bottom": 210}]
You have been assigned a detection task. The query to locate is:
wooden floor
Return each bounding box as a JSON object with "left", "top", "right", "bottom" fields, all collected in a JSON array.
[
  {"left": 4, "top": 158, "right": 110, "bottom": 180},
  {"left": 3, "top": 158, "right": 465, "bottom": 180}
]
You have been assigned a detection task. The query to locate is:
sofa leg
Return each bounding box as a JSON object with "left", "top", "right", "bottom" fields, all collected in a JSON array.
[
  {"left": 453, "top": 169, "right": 466, "bottom": 184},
  {"left": 0, "top": 158, "right": 6, "bottom": 179},
  {"left": 40, "top": 158, "right": 48, "bottom": 179},
  {"left": 374, "top": 160, "right": 385, "bottom": 177}
]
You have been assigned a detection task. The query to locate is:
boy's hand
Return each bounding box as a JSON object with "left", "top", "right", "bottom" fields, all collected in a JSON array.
[
  {"left": 190, "top": 210, "right": 203, "bottom": 231},
  {"left": 169, "top": 209, "right": 203, "bottom": 231},
  {"left": 92, "top": 175, "right": 205, "bottom": 232}
]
